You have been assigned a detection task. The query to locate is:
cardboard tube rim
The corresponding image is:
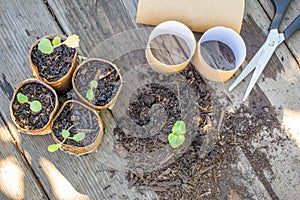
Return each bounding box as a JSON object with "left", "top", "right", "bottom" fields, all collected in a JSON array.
[
  {"left": 192, "top": 26, "right": 246, "bottom": 82},
  {"left": 29, "top": 34, "right": 78, "bottom": 92},
  {"left": 50, "top": 100, "right": 104, "bottom": 155},
  {"left": 72, "top": 58, "right": 123, "bottom": 110},
  {"left": 146, "top": 21, "right": 196, "bottom": 74},
  {"left": 10, "top": 78, "right": 59, "bottom": 135}
]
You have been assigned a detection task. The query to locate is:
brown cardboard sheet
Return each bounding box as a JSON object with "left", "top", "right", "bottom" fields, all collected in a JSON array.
[{"left": 136, "top": 0, "right": 245, "bottom": 33}]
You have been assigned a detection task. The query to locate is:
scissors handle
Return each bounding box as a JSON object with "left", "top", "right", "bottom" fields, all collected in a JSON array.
[
  {"left": 270, "top": 0, "right": 291, "bottom": 29},
  {"left": 284, "top": 15, "right": 300, "bottom": 40}
]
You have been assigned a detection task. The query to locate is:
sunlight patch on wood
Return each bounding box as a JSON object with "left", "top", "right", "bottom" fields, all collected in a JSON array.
[
  {"left": 39, "top": 157, "right": 90, "bottom": 200},
  {"left": 0, "top": 156, "right": 25, "bottom": 200},
  {"left": 0, "top": 125, "right": 12, "bottom": 142},
  {"left": 282, "top": 109, "right": 300, "bottom": 149}
]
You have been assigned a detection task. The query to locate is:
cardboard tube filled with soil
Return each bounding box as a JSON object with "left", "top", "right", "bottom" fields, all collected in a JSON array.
[
  {"left": 192, "top": 26, "right": 246, "bottom": 82},
  {"left": 10, "top": 78, "right": 59, "bottom": 135},
  {"left": 137, "top": 0, "right": 245, "bottom": 33},
  {"left": 146, "top": 21, "right": 196, "bottom": 75},
  {"left": 72, "top": 58, "right": 123, "bottom": 110},
  {"left": 50, "top": 100, "right": 104, "bottom": 155},
  {"left": 29, "top": 34, "right": 78, "bottom": 92}
]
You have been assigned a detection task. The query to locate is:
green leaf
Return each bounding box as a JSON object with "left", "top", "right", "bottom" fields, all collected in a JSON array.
[
  {"left": 30, "top": 100, "right": 42, "bottom": 112},
  {"left": 17, "top": 93, "right": 28, "bottom": 104},
  {"left": 52, "top": 36, "right": 61, "bottom": 46},
  {"left": 86, "top": 89, "right": 94, "bottom": 101},
  {"left": 48, "top": 144, "right": 61, "bottom": 152},
  {"left": 172, "top": 121, "right": 186, "bottom": 135},
  {"left": 38, "top": 38, "right": 54, "bottom": 54},
  {"left": 61, "top": 129, "right": 70, "bottom": 139},
  {"left": 168, "top": 133, "right": 185, "bottom": 148},
  {"left": 90, "top": 80, "right": 98, "bottom": 88},
  {"left": 72, "top": 132, "right": 85, "bottom": 142}
]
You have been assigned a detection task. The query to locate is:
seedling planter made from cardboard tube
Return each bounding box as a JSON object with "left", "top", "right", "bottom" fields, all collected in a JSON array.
[
  {"left": 29, "top": 34, "right": 78, "bottom": 92},
  {"left": 51, "top": 100, "right": 104, "bottom": 155},
  {"left": 72, "top": 58, "right": 123, "bottom": 110},
  {"left": 10, "top": 78, "right": 59, "bottom": 135}
]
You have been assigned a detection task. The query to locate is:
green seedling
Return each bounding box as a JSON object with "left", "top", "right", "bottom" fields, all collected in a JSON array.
[
  {"left": 86, "top": 80, "right": 98, "bottom": 101},
  {"left": 48, "top": 129, "right": 86, "bottom": 152},
  {"left": 168, "top": 120, "right": 186, "bottom": 148},
  {"left": 38, "top": 34, "right": 80, "bottom": 54},
  {"left": 17, "top": 92, "right": 42, "bottom": 113}
]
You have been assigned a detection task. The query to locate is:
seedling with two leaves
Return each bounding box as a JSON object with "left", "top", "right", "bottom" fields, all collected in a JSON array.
[
  {"left": 38, "top": 34, "right": 80, "bottom": 54},
  {"left": 48, "top": 129, "right": 86, "bottom": 152},
  {"left": 86, "top": 80, "right": 98, "bottom": 101},
  {"left": 168, "top": 120, "right": 186, "bottom": 148},
  {"left": 17, "top": 92, "right": 42, "bottom": 113}
]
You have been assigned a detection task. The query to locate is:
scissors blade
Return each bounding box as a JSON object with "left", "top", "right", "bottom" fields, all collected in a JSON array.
[
  {"left": 242, "top": 30, "right": 285, "bottom": 101},
  {"left": 229, "top": 42, "right": 269, "bottom": 91}
]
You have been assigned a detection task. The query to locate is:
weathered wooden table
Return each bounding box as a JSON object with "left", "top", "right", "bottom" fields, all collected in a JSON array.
[{"left": 0, "top": 0, "right": 300, "bottom": 199}]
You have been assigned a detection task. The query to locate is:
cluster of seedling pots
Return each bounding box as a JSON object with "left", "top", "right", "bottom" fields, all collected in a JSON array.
[{"left": 10, "top": 34, "right": 123, "bottom": 155}]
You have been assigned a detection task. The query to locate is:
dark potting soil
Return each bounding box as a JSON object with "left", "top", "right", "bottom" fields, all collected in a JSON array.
[
  {"left": 52, "top": 101, "right": 100, "bottom": 147},
  {"left": 115, "top": 83, "right": 181, "bottom": 153},
  {"left": 12, "top": 82, "right": 56, "bottom": 130},
  {"left": 31, "top": 36, "right": 76, "bottom": 82},
  {"left": 126, "top": 104, "right": 281, "bottom": 199},
  {"left": 112, "top": 63, "right": 282, "bottom": 199},
  {"left": 74, "top": 60, "right": 121, "bottom": 106},
  {"left": 200, "top": 40, "right": 236, "bottom": 71}
]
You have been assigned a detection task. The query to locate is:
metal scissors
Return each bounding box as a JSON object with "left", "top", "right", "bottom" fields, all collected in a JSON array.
[{"left": 229, "top": 0, "right": 300, "bottom": 101}]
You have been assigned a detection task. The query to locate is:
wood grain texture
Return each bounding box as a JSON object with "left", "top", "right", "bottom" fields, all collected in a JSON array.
[
  {"left": 0, "top": 0, "right": 157, "bottom": 199},
  {"left": 0, "top": 0, "right": 299, "bottom": 199},
  {"left": 117, "top": 0, "right": 300, "bottom": 199},
  {"left": 0, "top": 116, "right": 47, "bottom": 200}
]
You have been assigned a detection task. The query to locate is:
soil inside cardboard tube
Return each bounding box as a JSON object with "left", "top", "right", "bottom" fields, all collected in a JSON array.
[
  {"left": 52, "top": 101, "right": 100, "bottom": 147},
  {"left": 12, "top": 82, "right": 56, "bottom": 130},
  {"left": 74, "top": 60, "right": 121, "bottom": 106},
  {"left": 31, "top": 36, "right": 76, "bottom": 82}
]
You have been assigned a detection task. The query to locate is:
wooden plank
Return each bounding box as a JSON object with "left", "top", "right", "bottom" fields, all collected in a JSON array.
[
  {"left": 0, "top": 116, "right": 47, "bottom": 200},
  {"left": 117, "top": 0, "right": 300, "bottom": 199},
  {"left": 210, "top": 0, "right": 300, "bottom": 110},
  {"left": 48, "top": 0, "right": 300, "bottom": 199},
  {"left": 0, "top": 0, "right": 157, "bottom": 199}
]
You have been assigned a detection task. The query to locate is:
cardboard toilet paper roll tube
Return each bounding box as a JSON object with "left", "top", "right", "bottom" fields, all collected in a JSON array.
[
  {"left": 137, "top": 0, "right": 245, "bottom": 33},
  {"left": 146, "top": 21, "right": 196, "bottom": 75},
  {"left": 192, "top": 26, "right": 246, "bottom": 82}
]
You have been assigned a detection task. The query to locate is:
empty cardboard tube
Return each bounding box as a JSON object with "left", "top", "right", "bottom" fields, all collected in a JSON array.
[
  {"left": 137, "top": 0, "right": 245, "bottom": 33},
  {"left": 192, "top": 26, "right": 246, "bottom": 82},
  {"left": 146, "top": 21, "right": 196, "bottom": 75}
]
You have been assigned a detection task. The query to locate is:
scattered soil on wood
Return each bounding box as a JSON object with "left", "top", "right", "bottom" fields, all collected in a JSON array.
[
  {"left": 112, "top": 63, "right": 282, "bottom": 199},
  {"left": 201, "top": 41, "right": 236, "bottom": 71},
  {"left": 52, "top": 101, "right": 100, "bottom": 147},
  {"left": 12, "top": 82, "right": 56, "bottom": 130},
  {"left": 74, "top": 60, "right": 121, "bottom": 106},
  {"left": 31, "top": 36, "right": 76, "bottom": 82},
  {"left": 126, "top": 104, "right": 281, "bottom": 199}
]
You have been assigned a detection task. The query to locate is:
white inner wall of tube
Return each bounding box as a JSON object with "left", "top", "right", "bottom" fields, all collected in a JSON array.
[
  {"left": 147, "top": 21, "right": 196, "bottom": 65},
  {"left": 199, "top": 26, "right": 246, "bottom": 69}
]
